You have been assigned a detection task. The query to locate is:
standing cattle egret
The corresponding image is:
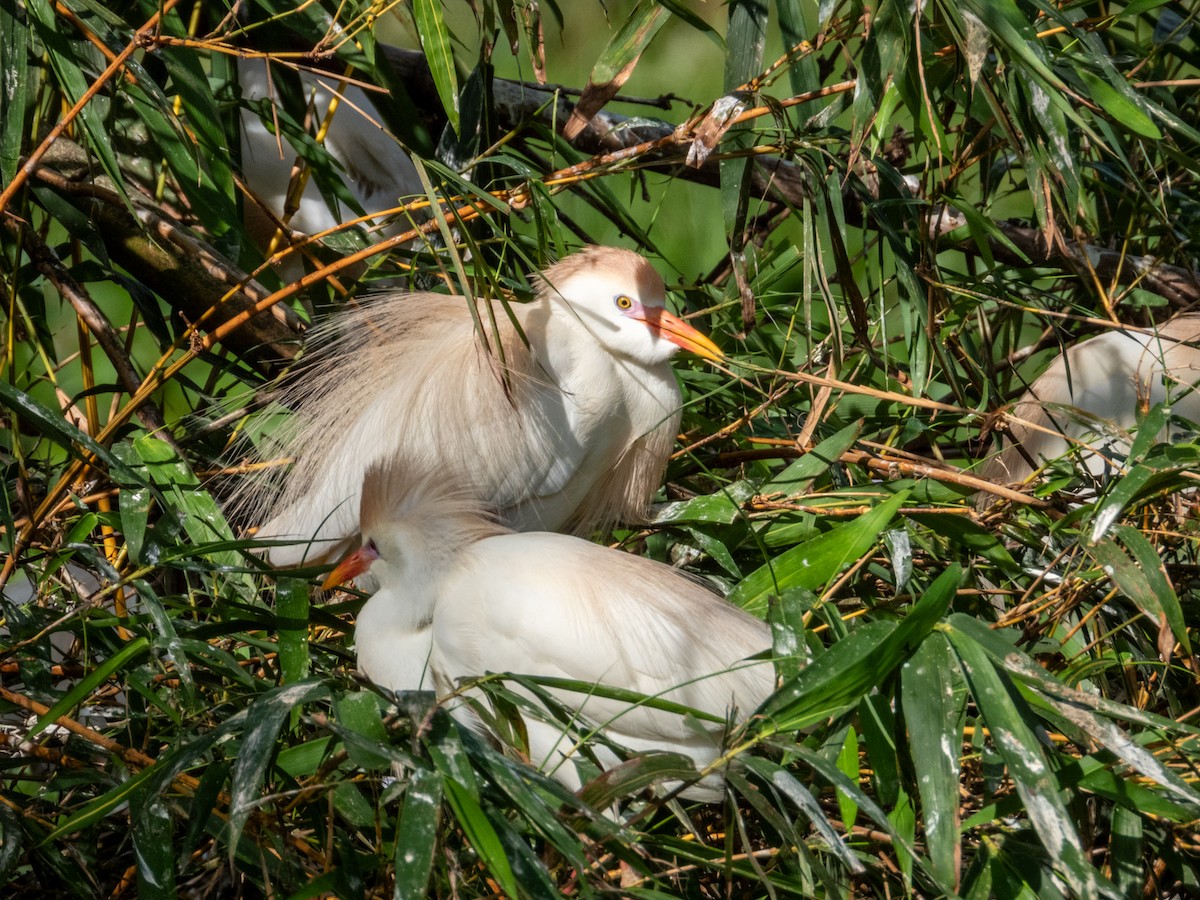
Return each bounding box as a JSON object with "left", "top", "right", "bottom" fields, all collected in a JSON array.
[
  {"left": 982, "top": 315, "right": 1200, "bottom": 485},
  {"left": 238, "top": 58, "right": 421, "bottom": 278},
  {"left": 250, "top": 246, "right": 724, "bottom": 566},
  {"left": 323, "top": 465, "right": 775, "bottom": 800}
]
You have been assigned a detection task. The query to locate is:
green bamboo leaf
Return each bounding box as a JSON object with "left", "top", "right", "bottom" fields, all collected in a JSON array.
[
  {"left": 768, "top": 587, "right": 814, "bottom": 681},
  {"left": 275, "top": 577, "right": 310, "bottom": 687},
  {"left": 0, "top": 1, "right": 30, "bottom": 185},
  {"left": 0, "top": 380, "right": 144, "bottom": 486},
  {"left": 130, "top": 789, "right": 175, "bottom": 900},
  {"left": 1078, "top": 70, "right": 1162, "bottom": 139},
  {"left": 131, "top": 436, "right": 254, "bottom": 597},
  {"left": 412, "top": 0, "right": 460, "bottom": 133},
  {"left": 960, "top": 0, "right": 1064, "bottom": 92},
  {"left": 130, "top": 578, "right": 194, "bottom": 697},
  {"left": 1109, "top": 523, "right": 1188, "bottom": 654},
  {"left": 180, "top": 760, "right": 229, "bottom": 869},
  {"left": 441, "top": 776, "right": 519, "bottom": 898},
  {"left": 1119, "top": 0, "right": 1171, "bottom": 15},
  {"left": 835, "top": 727, "right": 860, "bottom": 832},
  {"left": 851, "top": 0, "right": 909, "bottom": 147},
  {"left": 758, "top": 565, "right": 959, "bottom": 731},
  {"left": 579, "top": 752, "right": 700, "bottom": 811},
  {"left": 29, "top": 637, "right": 150, "bottom": 739},
  {"left": 761, "top": 421, "right": 861, "bottom": 494},
  {"left": 725, "top": 0, "right": 767, "bottom": 92},
  {"left": 1085, "top": 537, "right": 1178, "bottom": 653},
  {"left": 0, "top": 803, "right": 21, "bottom": 883},
  {"left": 122, "top": 63, "right": 235, "bottom": 235},
  {"left": 742, "top": 756, "right": 864, "bottom": 873},
  {"left": 461, "top": 728, "right": 594, "bottom": 856},
  {"left": 729, "top": 490, "right": 909, "bottom": 615},
  {"left": 860, "top": 694, "right": 901, "bottom": 807},
  {"left": 776, "top": 0, "right": 820, "bottom": 95},
  {"left": 228, "top": 680, "right": 330, "bottom": 853},
  {"left": 394, "top": 767, "right": 443, "bottom": 899},
  {"left": 334, "top": 691, "right": 389, "bottom": 769},
  {"left": 653, "top": 492, "right": 741, "bottom": 525},
  {"left": 944, "top": 624, "right": 1113, "bottom": 898},
  {"left": 579, "top": 8, "right": 663, "bottom": 89},
  {"left": 23, "top": 0, "right": 127, "bottom": 201},
  {"left": 40, "top": 765, "right": 159, "bottom": 845},
  {"left": 788, "top": 743, "right": 927, "bottom": 878},
  {"left": 1109, "top": 806, "right": 1143, "bottom": 898},
  {"left": 158, "top": 45, "right": 236, "bottom": 218},
  {"left": 1072, "top": 760, "right": 1194, "bottom": 822},
  {"left": 275, "top": 736, "right": 336, "bottom": 779},
  {"left": 422, "top": 711, "right": 482, "bottom": 795},
  {"left": 889, "top": 787, "right": 916, "bottom": 883},
  {"left": 565, "top": 0, "right": 668, "bottom": 138},
  {"left": 111, "top": 441, "right": 151, "bottom": 566},
  {"left": 901, "top": 632, "right": 966, "bottom": 892},
  {"left": 333, "top": 782, "right": 376, "bottom": 829}
]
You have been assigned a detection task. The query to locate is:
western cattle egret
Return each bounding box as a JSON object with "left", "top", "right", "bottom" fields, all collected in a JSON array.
[
  {"left": 982, "top": 315, "right": 1200, "bottom": 485},
  {"left": 238, "top": 58, "right": 421, "bottom": 278},
  {"left": 249, "top": 246, "right": 724, "bottom": 566},
  {"left": 323, "top": 464, "right": 775, "bottom": 800}
]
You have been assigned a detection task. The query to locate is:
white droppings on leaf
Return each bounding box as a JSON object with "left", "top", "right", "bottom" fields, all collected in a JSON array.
[
  {"left": 1091, "top": 504, "right": 1121, "bottom": 543},
  {"left": 774, "top": 627, "right": 799, "bottom": 656},
  {"left": 996, "top": 729, "right": 1045, "bottom": 775},
  {"left": 1024, "top": 791, "right": 1069, "bottom": 855},
  {"left": 941, "top": 734, "right": 955, "bottom": 762}
]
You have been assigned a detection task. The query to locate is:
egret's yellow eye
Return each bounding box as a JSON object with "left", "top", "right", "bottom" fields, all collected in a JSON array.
[{"left": 615, "top": 295, "right": 634, "bottom": 310}]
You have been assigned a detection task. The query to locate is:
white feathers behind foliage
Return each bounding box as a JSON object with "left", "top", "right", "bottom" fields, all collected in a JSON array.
[
  {"left": 243, "top": 247, "right": 689, "bottom": 566},
  {"left": 347, "top": 464, "right": 775, "bottom": 801},
  {"left": 983, "top": 314, "right": 1200, "bottom": 485},
  {"left": 238, "top": 58, "right": 421, "bottom": 278}
]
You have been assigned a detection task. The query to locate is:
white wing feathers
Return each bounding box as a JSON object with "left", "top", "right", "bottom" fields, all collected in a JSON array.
[{"left": 433, "top": 532, "right": 774, "bottom": 744}]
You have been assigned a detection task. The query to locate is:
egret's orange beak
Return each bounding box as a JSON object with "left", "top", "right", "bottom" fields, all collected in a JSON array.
[
  {"left": 322, "top": 542, "right": 380, "bottom": 589},
  {"left": 634, "top": 306, "right": 725, "bottom": 362}
]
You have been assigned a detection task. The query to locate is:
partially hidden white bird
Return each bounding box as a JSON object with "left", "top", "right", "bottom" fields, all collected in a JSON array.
[
  {"left": 982, "top": 314, "right": 1200, "bottom": 485},
  {"left": 238, "top": 58, "right": 422, "bottom": 279},
  {"left": 249, "top": 246, "right": 724, "bottom": 567},
  {"left": 322, "top": 464, "right": 775, "bottom": 801}
]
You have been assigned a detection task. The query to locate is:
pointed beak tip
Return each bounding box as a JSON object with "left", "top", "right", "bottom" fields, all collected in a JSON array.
[
  {"left": 695, "top": 340, "right": 726, "bottom": 364},
  {"left": 647, "top": 307, "right": 725, "bottom": 363},
  {"left": 321, "top": 545, "right": 375, "bottom": 590},
  {"left": 321, "top": 565, "right": 350, "bottom": 591}
]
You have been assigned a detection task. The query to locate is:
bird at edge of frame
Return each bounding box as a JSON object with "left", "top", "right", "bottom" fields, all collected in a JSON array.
[
  {"left": 980, "top": 314, "right": 1200, "bottom": 490},
  {"left": 237, "top": 57, "right": 423, "bottom": 282}
]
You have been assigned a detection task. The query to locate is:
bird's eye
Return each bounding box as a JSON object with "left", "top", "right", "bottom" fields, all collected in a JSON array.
[
  {"left": 615, "top": 295, "right": 634, "bottom": 310},
  {"left": 366, "top": 538, "right": 379, "bottom": 554}
]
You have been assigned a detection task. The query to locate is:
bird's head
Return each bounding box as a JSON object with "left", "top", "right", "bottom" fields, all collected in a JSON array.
[
  {"left": 322, "top": 534, "right": 382, "bottom": 589},
  {"left": 538, "top": 246, "right": 724, "bottom": 366},
  {"left": 322, "top": 462, "right": 507, "bottom": 591}
]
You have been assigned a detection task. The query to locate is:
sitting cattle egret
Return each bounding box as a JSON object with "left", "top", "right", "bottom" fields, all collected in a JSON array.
[
  {"left": 249, "top": 246, "right": 724, "bottom": 566},
  {"left": 238, "top": 58, "right": 421, "bottom": 278},
  {"left": 323, "top": 464, "right": 775, "bottom": 801},
  {"left": 982, "top": 314, "right": 1200, "bottom": 485}
]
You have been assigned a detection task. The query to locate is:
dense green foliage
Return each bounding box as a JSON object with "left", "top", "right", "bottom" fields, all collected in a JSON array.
[{"left": 3, "top": 0, "right": 1200, "bottom": 896}]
